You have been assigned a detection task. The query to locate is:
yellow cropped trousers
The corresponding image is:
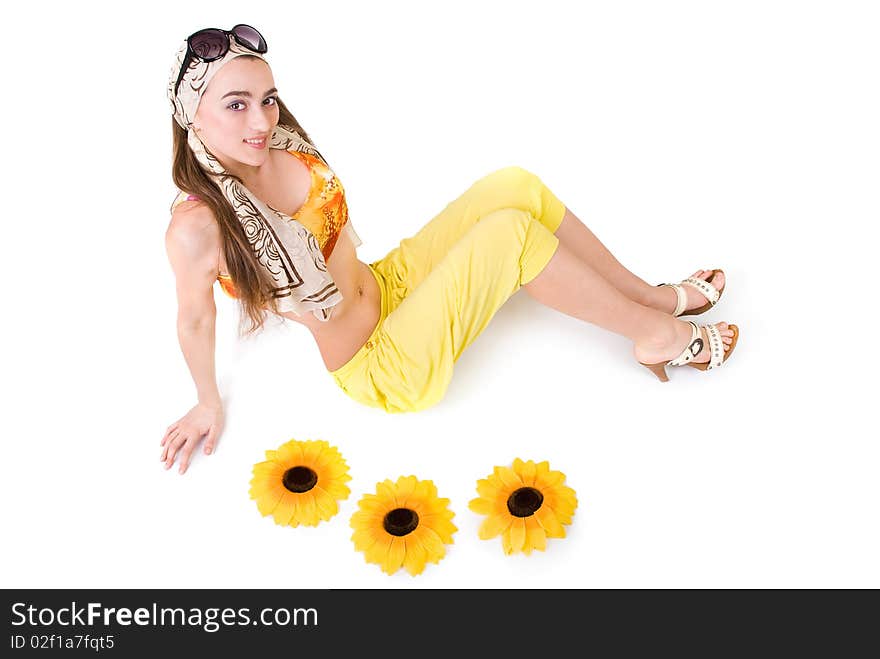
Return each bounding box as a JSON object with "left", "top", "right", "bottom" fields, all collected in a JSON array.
[{"left": 328, "top": 165, "right": 567, "bottom": 414}]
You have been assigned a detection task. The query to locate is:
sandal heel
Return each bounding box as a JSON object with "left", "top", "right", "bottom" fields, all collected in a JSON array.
[{"left": 640, "top": 361, "right": 669, "bottom": 382}]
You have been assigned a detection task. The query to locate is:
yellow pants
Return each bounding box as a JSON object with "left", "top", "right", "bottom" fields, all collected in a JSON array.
[{"left": 328, "top": 165, "right": 567, "bottom": 413}]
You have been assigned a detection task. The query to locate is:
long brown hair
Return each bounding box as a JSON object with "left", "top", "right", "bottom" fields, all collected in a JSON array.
[{"left": 169, "top": 55, "right": 319, "bottom": 337}]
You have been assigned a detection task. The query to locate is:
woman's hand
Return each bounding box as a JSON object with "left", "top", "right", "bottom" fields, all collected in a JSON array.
[{"left": 160, "top": 401, "right": 225, "bottom": 474}]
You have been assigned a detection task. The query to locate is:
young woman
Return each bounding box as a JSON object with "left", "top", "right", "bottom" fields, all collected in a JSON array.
[{"left": 161, "top": 25, "right": 739, "bottom": 474}]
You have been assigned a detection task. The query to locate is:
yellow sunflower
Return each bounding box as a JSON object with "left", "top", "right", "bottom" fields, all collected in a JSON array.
[
  {"left": 350, "top": 476, "right": 457, "bottom": 576},
  {"left": 469, "top": 458, "right": 577, "bottom": 555},
  {"left": 249, "top": 438, "right": 351, "bottom": 527}
]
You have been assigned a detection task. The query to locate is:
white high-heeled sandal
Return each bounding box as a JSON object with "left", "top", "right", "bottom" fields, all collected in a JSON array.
[
  {"left": 638, "top": 320, "right": 739, "bottom": 382},
  {"left": 657, "top": 269, "right": 725, "bottom": 317}
]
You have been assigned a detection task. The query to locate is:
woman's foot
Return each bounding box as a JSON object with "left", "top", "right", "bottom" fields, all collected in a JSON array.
[
  {"left": 633, "top": 319, "right": 735, "bottom": 366},
  {"left": 652, "top": 269, "right": 726, "bottom": 315}
]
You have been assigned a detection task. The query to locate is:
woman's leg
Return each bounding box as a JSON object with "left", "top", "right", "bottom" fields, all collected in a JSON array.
[
  {"left": 358, "top": 207, "right": 733, "bottom": 414},
  {"left": 389, "top": 164, "right": 720, "bottom": 316},
  {"left": 552, "top": 206, "right": 724, "bottom": 315},
  {"left": 362, "top": 208, "right": 576, "bottom": 413},
  {"left": 385, "top": 166, "right": 569, "bottom": 294},
  {"left": 522, "top": 237, "right": 735, "bottom": 364}
]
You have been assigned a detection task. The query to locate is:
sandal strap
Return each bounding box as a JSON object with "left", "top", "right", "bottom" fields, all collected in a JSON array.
[
  {"left": 681, "top": 276, "right": 720, "bottom": 306},
  {"left": 703, "top": 323, "right": 726, "bottom": 369},
  {"left": 668, "top": 321, "right": 703, "bottom": 366},
  {"left": 656, "top": 283, "right": 687, "bottom": 316}
]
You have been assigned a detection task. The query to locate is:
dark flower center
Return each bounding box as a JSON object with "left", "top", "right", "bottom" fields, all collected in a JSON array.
[
  {"left": 507, "top": 487, "right": 544, "bottom": 517},
  {"left": 383, "top": 508, "right": 419, "bottom": 536},
  {"left": 282, "top": 466, "right": 317, "bottom": 493}
]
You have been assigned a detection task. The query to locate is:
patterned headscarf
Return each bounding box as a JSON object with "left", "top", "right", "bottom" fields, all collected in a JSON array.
[{"left": 167, "top": 32, "right": 342, "bottom": 321}]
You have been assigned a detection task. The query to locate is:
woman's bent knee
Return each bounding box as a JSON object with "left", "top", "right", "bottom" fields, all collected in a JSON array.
[{"left": 486, "top": 164, "right": 539, "bottom": 188}]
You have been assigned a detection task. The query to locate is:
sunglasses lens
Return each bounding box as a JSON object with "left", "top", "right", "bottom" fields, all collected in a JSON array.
[
  {"left": 189, "top": 29, "right": 228, "bottom": 60},
  {"left": 232, "top": 24, "right": 267, "bottom": 53}
]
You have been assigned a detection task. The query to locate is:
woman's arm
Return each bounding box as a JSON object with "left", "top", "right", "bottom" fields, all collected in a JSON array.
[{"left": 160, "top": 205, "right": 225, "bottom": 473}]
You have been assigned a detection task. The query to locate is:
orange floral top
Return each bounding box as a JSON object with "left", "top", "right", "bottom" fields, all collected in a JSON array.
[{"left": 170, "top": 149, "right": 362, "bottom": 299}]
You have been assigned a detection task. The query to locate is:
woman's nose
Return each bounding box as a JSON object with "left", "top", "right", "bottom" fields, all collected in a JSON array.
[{"left": 249, "top": 108, "right": 273, "bottom": 131}]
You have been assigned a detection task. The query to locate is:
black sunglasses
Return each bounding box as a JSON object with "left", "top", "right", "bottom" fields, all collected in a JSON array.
[{"left": 173, "top": 24, "right": 268, "bottom": 97}]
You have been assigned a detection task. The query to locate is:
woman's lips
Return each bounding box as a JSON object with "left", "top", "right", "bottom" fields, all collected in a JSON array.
[{"left": 243, "top": 137, "right": 267, "bottom": 149}]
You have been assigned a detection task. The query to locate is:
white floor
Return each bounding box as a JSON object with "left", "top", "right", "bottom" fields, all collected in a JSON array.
[{"left": 3, "top": 0, "right": 877, "bottom": 588}]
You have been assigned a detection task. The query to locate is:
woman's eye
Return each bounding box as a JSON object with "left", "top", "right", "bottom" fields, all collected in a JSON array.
[{"left": 229, "top": 96, "right": 278, "bottom": 111}]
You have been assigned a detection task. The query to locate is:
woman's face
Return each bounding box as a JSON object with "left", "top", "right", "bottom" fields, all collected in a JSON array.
[{"left": 193, "top": 56, "right": 280, "bottom": 176}]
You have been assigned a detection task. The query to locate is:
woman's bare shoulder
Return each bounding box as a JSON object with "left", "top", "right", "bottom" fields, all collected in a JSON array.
[{"left": 166, "top": 199, "right": 222, "bottom": 260}]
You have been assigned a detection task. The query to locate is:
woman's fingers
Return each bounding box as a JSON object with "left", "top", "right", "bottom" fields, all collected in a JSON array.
[
  {"left": 203, "top": 425, "right": 219, "bottom": 455},
  {"left": 160, "top": 422, "right": 182, "bottom": 447},
  {"left": 160, "top": 433, "right": 172, "bottom": 460},
  {"left": 178, "top": 437, "right": 200, "bottom": 474},
  {"left": 164, "top": 433, "right": 189, "bottom": 469},
  {"left": 160, "top": 429, "right": 180, "bottom": 460}
]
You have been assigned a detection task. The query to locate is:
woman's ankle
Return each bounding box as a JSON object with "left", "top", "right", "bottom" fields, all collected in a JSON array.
[
  {"left": 643, "top": 284, "right": 676, "bottom": 313},
  {"left": 633, "top": 314, "right": 677, "bottom": 348},
  {"left": 631, "top": 282, "right": 670, "bottom": 312},
  {"left": 633, "top": 318, "right": 688, "bottom": 363}
]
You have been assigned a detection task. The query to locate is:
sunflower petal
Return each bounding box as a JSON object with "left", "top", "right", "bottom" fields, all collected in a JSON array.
[
  {"left": 535, "top": 469, "right": 565, "bottom": 489},
  {"left": 408, "top": 479, "right": 430, "bottom": 503},
  {"left": 383, "top": 537, "right": 406, "bottom": 575},
  {"left": 275, "top": 441, "right": 301, "bottom": 467},
  {"left": 501, "top": 529, "right": 514, "bottom": 555},
  {"left": 376, "top": 480, "right": 398, "bottom": 506},
  {"left": 301, "top": 440, "right": 322, "bottom": 465},
  {"left": 313, "top": 486, "right": 339, "bottom": 521},
  {"left": 494, "top": 466, "right": 522, "bottom": 490},
  {"left": 476, "top": 477, "right": 501, "bottom": 499},
  {"left": 419, "top": 527, "right": 447, "bottom": 564},
  {"left": 536, "top": 505, "right": 566, "bottom": 538},
  {"left": 314, "top": 445, "right": 341, "bottom": 467},
  {"left": 323, "top": 481, "right": 352, "bottom": 500},
  {"left": 364, "top": 534, "right": 392, "bottom": 566},
  {"left": 395, "top": 475, "right": 418, "bottom": 505},
  {"left": 550, "top": 485, "right": 579, "bottom": 510},
  {"left": 525, "top": 517, "right": 547, "bottom": 553},
  {"left": 403, "top": 535, "right": 429, "bottom": 576},
  {"left": 424, "top": 516, "right": 457, "bottom": 544},
  {"left": 468, "top": 497, "right": 493, "bottom": 515},
  {"left": 422, "top": 480, "right": 439, "bottom": 499},
  {"left": 356, "top": 493, "right": 385, "bottom": 513},
  {"left": 254, "top": 487, "right": 285, "bottom": 517},
  {"left": 248, "top": 479, "right": 282, "bottom": 501},
  {"left": 350, "top": 509, "right": 382, "bottom": 529},
  {"left": 521, "top": 460, "right": 537, "bottom": 486},
  {"left": 270, "top": 492, "right": 298, "bottom": 526},
  {"left": 509, "top": 517, "right": 527, "bottom": 553},
  {"left": 299, "top": 493, "right": 319, "bottom": 526},
  {"left": 317, "top": 460, "right": 350, "bottom": 481},
  {"left": 424, "top": 496, "right": 451, "bottom": 516},
  {"left": 351, "top": 528, "right": 376, "bottom": 551},
  {"left": 479, "top": 513, "right": 512, "bottom": 540},
  {"left": 543, "top": 487, "right": 577, "bottom": 524},
  {"left": 251, "top": 461, "right": 281, "bottom": 475}
]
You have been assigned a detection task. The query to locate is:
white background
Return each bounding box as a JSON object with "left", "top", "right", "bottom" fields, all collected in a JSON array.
[{"left": 2, "top": 0, "right": 877, "bottom": 589}]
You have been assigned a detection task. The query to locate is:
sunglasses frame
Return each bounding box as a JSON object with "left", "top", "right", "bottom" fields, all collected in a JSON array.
[{"left": 173, "top": 23, "right": 268, "bottom": 98}]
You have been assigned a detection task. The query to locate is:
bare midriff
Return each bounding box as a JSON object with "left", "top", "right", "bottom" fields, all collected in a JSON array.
[{"left": 220, "top": 226, "right": 381, "bottom": 372}]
